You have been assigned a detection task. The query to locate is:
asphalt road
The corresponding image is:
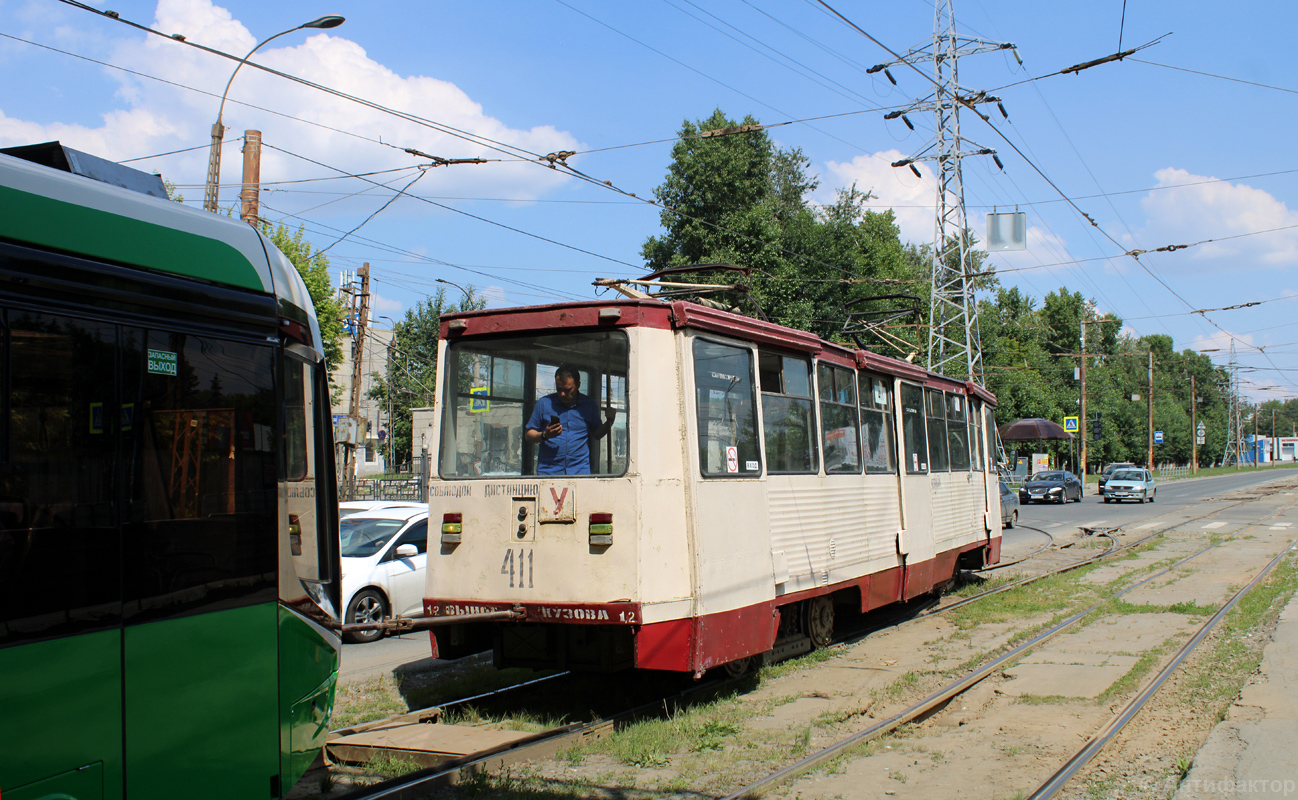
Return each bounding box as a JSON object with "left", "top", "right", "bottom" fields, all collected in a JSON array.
[
  {"left": 340, "top": 630, "right": 439, "bottom": 685},
  {"left": 1001, "top": 467, "right": 1297, "bottom": 558}
]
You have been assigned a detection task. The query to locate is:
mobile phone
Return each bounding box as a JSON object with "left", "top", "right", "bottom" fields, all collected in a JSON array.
[{"left": 549, "top": 415, "right": 560, "bottom": 427}]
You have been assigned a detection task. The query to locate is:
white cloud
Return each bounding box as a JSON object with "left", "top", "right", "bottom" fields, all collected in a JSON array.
[
  {"left": 0, "top": 0, "right": 581, "bottom": 213},
  {"left": 369, "top": 293, "right": 405, "bottom": 316},
  {"left": 820, "top": 150, "right": 934, "bottom": 245},
  {"left": 1188, "top": 329, "right": 1257, "bottom": 355},
  {"left": 1137, "top": 168, "right": 1298, "bottom": 272},
  {"left": 481, "top": 285, "right": 508, "bottom": 307}
]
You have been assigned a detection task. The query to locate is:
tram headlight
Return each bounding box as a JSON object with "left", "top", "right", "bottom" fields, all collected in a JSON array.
[
  {"left": 589, "top": 513, "right": 613, "bottom": 546},
  {"left": 441, "top": 512, "right": 463, "bottom": 544}
]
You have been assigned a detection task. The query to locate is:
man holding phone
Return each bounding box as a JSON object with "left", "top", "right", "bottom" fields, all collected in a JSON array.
[{"left": 525, "top": 365, "right": 617, "bottom": 475}]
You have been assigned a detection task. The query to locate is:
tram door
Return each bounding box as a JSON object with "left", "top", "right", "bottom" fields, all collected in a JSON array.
[{"left": 897, "top": 382, "right": 936, "bottom": 596}]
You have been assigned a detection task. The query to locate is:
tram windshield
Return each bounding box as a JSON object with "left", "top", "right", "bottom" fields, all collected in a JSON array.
[{"left": 439, "top": 331, "right": 629, "bottom": 478}]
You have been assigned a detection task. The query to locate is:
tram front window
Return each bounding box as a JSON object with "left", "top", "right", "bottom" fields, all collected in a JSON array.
[{"left": 439, "top": 331, "right": 629, "bottom": 478}]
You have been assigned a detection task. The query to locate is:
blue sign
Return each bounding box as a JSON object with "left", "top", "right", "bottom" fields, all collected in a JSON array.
[
  {"left": 1063, "top": 416, "right": 1079, "bottom": 432},
  {"left": 1154, "top": 430, "right": 1164, "bottom": 444}
]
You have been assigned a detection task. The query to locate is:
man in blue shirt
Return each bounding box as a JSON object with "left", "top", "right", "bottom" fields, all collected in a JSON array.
[{"left": 525, "top": 365, "right": 616, "bottom": 475}]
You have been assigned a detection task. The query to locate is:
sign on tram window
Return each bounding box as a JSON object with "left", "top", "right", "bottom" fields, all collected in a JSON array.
[
  {"left": 147, "top": 348, "right": 177, "bottom": 375},
  {"left": 693, "top": 339, "right": 760, "bottom": 477},
  {"left": 469, "top": 386, "right": 490, "bottom": 413}
]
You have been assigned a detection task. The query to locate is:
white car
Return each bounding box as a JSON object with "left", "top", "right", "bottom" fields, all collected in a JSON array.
[
  {"left": 340, "top": 500, "right": 425, "bottom": 517},
  {"left": 340, "top": 506, "right": 430, "bottom": 643}
]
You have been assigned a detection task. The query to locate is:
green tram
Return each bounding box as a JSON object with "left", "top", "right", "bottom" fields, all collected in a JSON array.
[{"left": 0, "top": 145, "right": 341, "bottom": 800}]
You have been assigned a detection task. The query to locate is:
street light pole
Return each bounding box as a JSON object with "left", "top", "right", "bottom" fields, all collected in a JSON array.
[{"left": 202, "top": 15, "right": 344, "bottom": 213}]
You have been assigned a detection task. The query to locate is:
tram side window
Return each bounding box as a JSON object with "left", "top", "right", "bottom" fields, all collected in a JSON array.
[
  {"left": 985, "top": 406, "right": 998, "bottom": 472},
  {"left": 759, "top": 351, "right": 817, "bottom": 474},
  {"left": 926, "top": 389, "right": 950, "bottom": 472},
  {"left": 947, "top": 393, "right": 970, "bottom": 470},
  {"left": 900, "top": 383, "right": 928, "bottom": 474},
  {"left": 817, "top": 363, "right": 860, "bottom": 474},
  {"left": 284, "top": 356, "right": 338, "bottom": 614},
  {"left": 122, "top": 332, "right": 277, "bottom": 623},
  {"left": 1, "top": 311, "right": 121, "bottom": 645},
  {"left": 971, "top": 400, "right": 984, "bottom": 472},
  {"left": 693, "top": 339, "right": 761, "bottom": 477},
  {"left": 860, "top": 373, "right": 897, "bottom": 474}
]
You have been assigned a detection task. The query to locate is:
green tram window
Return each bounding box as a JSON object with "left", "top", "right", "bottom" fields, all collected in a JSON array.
[{"left": 693, "top": 339, "right": 761, "bottom": 477}]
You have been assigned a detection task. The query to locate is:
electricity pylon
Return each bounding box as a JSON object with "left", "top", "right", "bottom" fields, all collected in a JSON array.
[
  {"left": 870, "top": 0, "right": 1015, "bottom": 384},
  {"left": 1222, "top": 341, "right": 1243, "bottom": 466}
]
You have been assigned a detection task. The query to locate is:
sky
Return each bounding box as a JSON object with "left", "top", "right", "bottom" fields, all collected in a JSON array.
[{"left": 4, "top": 0, "right": 1298, "bottom": 409}]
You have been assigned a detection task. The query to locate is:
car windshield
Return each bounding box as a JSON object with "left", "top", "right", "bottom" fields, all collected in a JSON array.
[
  {"left": 1111, "top": 470, "right": 1143, "bottom": 481},
  {"left": 340, "top": 517, "right": 409, "bottom": 558},
  {"left": 1030, "top": 471, "right": 1065, "bottom": 481}
]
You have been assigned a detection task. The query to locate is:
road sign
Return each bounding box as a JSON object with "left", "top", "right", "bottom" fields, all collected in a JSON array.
[
  {"left": 1063, "top": 416, "right": 1079, "bottom": 433},
  {"left": 1197, "top": 422, "right": 1206, "bottom": 434},
  {"left": 1196, "top": 436, "right": 1206, "bottom": 445},
  {"left": 1154, "top": 430, "right": 1164, "bottom": 444}
]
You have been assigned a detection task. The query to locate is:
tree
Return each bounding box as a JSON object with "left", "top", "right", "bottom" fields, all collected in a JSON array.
[
  {"left": 641, "top": 109, "right": 924, "bottom": 344},
  {"left": 368, "top": 287, "right": 486, "bottom": 467}
]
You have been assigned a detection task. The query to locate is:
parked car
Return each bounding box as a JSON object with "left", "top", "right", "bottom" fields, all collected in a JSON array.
[
  {"left": 1103, "top": 468, "right": 1157, "bottom": 503},
  {"left": 340, "top": 500, "right": 425, "bottom": 517},
  {"left": 999, "top": 481, "right": 1019, "bottom": 529},
  {"left": 1019, "top": 470, "right": 1083, "bottom": 504},
  {"left": 340, "top": 506, "right": 429, "bottom": 643},
  {"left": 1097, "top": 462, "right": 1138, "bottom": 496}
]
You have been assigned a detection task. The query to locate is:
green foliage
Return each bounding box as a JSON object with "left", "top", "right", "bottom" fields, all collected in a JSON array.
[
  {"left": 368, "top": 287, "right": 486, "bottom": 467},
  {"left": 642, "top": 109, "right": 926, "bottom": 346}
]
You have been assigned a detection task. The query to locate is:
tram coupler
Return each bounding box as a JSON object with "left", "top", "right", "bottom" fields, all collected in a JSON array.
[{"left": 338, "top": 605, "right": 525, "bottom": 635}]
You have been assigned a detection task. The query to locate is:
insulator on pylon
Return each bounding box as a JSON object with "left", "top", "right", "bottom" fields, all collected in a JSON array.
[
  {"left": 902, "top": 115, "right": 914, "bottom": 130},
  {"left": 883, "top": 68, "right": 897, "bottom": 85},
  {"left": 909, "top": 164, "right": 922, "bottom": 178},
  {"left": 993, "top": 155, "right": 1004, "bottom": 170},
  {"left": 998, "top": 102, "right": 1008, "bottom": 119}
]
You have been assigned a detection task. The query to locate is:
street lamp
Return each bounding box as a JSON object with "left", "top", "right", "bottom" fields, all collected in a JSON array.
[
  {"left": 435, "top": 278, "right": 472, "bottom": 305},
  {"left": 202, "top": 15, "right": 345, "bottom": 212}
]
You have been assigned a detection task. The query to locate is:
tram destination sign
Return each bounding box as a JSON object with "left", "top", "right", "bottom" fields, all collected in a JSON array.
[{"left": 147, "top": 349, "right": 177, "bottom": 376}]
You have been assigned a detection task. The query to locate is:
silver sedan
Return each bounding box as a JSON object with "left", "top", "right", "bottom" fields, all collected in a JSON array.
[{"left": 1102, "top": 468, "right": 1156, "bottom": 503}]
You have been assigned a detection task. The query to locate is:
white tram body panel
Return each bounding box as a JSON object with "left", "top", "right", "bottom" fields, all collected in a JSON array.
[{"left": 425, "top": 300, "right": 1000, "bottom": 674}]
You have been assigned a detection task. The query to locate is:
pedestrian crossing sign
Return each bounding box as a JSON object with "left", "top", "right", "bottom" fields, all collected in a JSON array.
[{"left": 1064, "top": 416, "right": 1079, "bottom": 433}]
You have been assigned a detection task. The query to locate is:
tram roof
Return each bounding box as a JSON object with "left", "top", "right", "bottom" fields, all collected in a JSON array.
[
  {"left": 0, "top": 150, "right": 323, "bottom": 355},
  {"left": 441, "top": 298, "right": 995, "bottom": 403}
]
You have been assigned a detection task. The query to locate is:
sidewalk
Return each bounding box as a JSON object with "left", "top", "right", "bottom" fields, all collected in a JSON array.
[{"left": 1174, "top": 581, "right": 1298, "bottom": 798}]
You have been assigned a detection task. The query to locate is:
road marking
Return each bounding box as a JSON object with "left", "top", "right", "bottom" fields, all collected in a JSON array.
[
  {"left": 1043, "top": 522, "right": 1064, "bottom": 528},
  {"left": 1269, "top": 522, "right": 1293, "bottom": 530},
  {"left": 1083, "top": 520, "right": 1108, "bottom": 526},
  {"left": 1202, "top": 521, "right": 1227, "bottom": 529},
  {"left": 1136, "top": 522, "right": 1160, "bottom": 530}
]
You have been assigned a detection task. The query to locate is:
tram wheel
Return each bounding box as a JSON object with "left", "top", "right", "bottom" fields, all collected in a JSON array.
[
  {"left": 722, "top": 656, "right": 755, "bottom": 679},
  {"left": 804, "top": 596, "right": 834, "bottom": 649},
  {"left": 345, "top": 589, "right": 387, "bottom": 644}
]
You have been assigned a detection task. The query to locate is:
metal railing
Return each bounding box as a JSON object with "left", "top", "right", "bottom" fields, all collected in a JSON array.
[
  {"left": 342, "top": 455, "right": 430, "bottom": 502},
  {"left": 1158, "top": 465, "right": 1190, "bottom": 481}
]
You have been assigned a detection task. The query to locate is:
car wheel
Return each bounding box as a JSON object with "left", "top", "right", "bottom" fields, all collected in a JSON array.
[
  {"left": 1150, "top": 491, "right": 1155, "bottom": 503},
  {"left": 1104, "top": 497, "right": 1111, "bottom": 503},
  {"left": 345, "top": 589, "right": 387, "bottom": 644},
  {"left": 1007, "top": 509, "right": 1017, "bottom": 529}
]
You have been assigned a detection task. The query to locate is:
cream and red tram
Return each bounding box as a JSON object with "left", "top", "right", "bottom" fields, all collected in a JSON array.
[{"left": 424, "top": 299, "right": 1000, "bottom": 675}]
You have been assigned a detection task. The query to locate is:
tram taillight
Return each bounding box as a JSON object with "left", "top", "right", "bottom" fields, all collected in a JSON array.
[
  {"left": 589, "top": 513, "right": 613, "bottom": 545},
  {"left": 441, "top": 513, "right": 463, "bottom": 544}
]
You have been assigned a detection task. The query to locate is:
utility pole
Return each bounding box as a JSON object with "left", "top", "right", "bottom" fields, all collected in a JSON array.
[
  {"left": 239, "top": 130, "right": 262, "bottom": 226},
  {"left": 1079, "top": 318, "right": 1087, "bottom": 484},
  {"left": 1254, "top": 409, "right": 1260, "bottom": 468},
  {"left": 1147, "top": 349, "right": 1154, "bottom": 471},
  {"left": 1191, "top": 375, "right": 1198, "bottom": 475},
  {"left": 869, "top": 2, "right": 1015, "bottom": 384},
  {"left": 345, "top": 263, "right": 371, "bottom": 499}
]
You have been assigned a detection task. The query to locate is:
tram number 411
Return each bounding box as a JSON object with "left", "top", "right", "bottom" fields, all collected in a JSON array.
[{"left": 501, "top": 548, "right": 534, "bottom": 589}]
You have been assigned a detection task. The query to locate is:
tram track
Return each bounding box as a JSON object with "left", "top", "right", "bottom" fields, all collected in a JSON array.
[{"left": 326, "top": 480, "right": 1298, "bottom": 800}]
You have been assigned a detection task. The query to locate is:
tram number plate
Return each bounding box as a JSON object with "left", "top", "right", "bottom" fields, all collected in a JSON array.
[{"left": 501, "top": 548, "right": 534, "bottom": 588}]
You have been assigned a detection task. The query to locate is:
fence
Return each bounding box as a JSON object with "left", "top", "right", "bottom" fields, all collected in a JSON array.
[
  {"left": 342, "top": 455, "right": 431, "bottom": 502},
  {"left": 1158, "top": 465, "right": 1190, "bottom": 481}
]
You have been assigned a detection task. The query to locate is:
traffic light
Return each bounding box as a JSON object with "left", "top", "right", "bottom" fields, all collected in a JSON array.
[{"left": 1091, "top": 414, "right": 1102, "bottom": 438}]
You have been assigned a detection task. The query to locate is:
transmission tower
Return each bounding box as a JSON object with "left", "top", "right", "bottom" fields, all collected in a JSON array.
[
  {"left": 1222, "top": 341, "right": 1243, "bottom": 466},
  {"left": 870, "top": 0, "right": 1015, "bottom": 383}
]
